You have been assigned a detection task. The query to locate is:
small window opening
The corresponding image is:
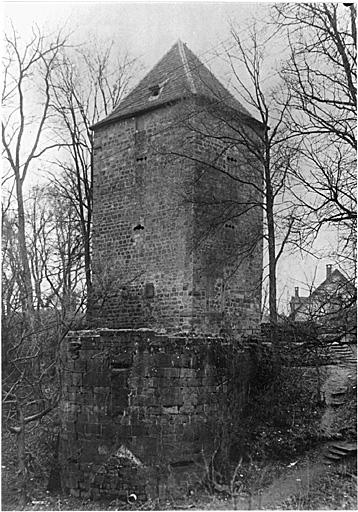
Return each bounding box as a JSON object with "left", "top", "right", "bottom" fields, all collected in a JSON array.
[
  {"left": 133, "top": 223, "right": 144, "bottom": 231},
  {"left": 111, "top": 360, "right": 131, "bottom": 370},
  {"left": 144, "top": 282, "right": 155, "bottom": 299},
  {"left": 136, "top": 156, "right": 147, "bottom": 163},
  {"left": 149, "top": 84, "right": 161, "bottom": 98}
]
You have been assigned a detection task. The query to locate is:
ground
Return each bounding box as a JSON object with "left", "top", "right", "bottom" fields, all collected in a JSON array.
[{"left": 2, "top": 441, "right": 356, "bottom": 510}]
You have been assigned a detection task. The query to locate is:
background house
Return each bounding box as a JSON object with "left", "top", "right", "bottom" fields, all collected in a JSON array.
[{"left": 289, "top": 265, "right": 356, "bottom": 338}]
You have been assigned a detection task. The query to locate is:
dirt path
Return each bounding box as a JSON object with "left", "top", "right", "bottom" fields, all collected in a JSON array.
[
  {"left": 232, "top": 454, "right": 329, "bottom": 509},
  {"left": 192, "top": 448, "right": 332, "bottom": 510},
  {"left": 320, "top": 363, "right": 356, "bottom": 436},
  {"left": 231, "top": 363, "right": 357, "bottom": 510}
]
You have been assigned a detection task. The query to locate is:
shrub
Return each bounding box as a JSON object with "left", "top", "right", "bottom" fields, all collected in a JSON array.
[
  {"left": 240, "top": 355, "right": 324, "bottom": 461},
  {"left": 330, "top": 382, "right": 357, "bottom": 440}
]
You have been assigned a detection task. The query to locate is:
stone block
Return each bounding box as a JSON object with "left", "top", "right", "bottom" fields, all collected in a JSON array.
[
  {"left": 85, "top": 423, "right": 102, "bottom": 436},
  {"left": 111, "top": 389, "right": 129, "bottom": 409},
  {"left": 162, "top": 405, "right": 179, "bottom": 414}
]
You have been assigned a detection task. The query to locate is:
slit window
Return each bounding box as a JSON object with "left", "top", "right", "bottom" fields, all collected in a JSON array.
[{"left": 144, "top": 282, "right": 155, "bottom": 299}]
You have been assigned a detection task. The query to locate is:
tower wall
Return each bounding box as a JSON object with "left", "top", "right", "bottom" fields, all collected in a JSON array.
[
  {"left": 90, "top": 99, "right": 263, "bottom": 334},
  {"left": 189, "top": 107, "right": 263, "bottom": 334},
  {"left": 90, "top": 103, "right": 196, "bottom": 330}
]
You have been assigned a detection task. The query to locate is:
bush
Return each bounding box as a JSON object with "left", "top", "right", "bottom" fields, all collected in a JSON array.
[
  {"left": 203, "top": 342, "right": 326, "bottom": 490},
  {"left": 1, "top": 409, "right": 60, "bottom": 509},
  {"left": 330, "top": 382, "right": 357, "bottom": 440},
  {"left": 237, "top": 351, "right": 325, "bottom": 461}
]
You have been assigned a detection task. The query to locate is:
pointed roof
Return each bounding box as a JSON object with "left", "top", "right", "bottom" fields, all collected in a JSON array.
[
  {"left": 93, "top": 40, "right": 252, "bottom": 129},
  {"left": 289, "top": 268, "right": 355, "bottom": 319}
]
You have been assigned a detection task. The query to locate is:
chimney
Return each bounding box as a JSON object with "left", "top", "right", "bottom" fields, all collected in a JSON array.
[
  {"left": 295, "top": 286, "right": 299, "bottom": 297},
  {"left": 326, "top": 264, "right": 332, "bottom": 279}
]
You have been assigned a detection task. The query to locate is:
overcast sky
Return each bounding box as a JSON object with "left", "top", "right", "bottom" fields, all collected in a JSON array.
[
  {"left": 3, "top": 1, "right": 270, "bottom": 102},
  {"left": 3, "top": 1, "right": 338, "bottom": 310},
  {"left": 4, "top": 1, "right": 264, "bottom": 58}
]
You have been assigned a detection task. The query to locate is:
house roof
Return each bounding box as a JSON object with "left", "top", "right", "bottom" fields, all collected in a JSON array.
[
  {"left": 290, "top": 269, "right": 355, "bottom": 318},
  {"left": 92, "top": 40, "right": 253, "bottom": 130},
  {"left": 309, "top": 269, "right": 353, "bottom": 299}
]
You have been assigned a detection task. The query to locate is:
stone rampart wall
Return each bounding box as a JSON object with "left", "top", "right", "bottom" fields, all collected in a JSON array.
[{"left": 59, "top": 329, "right": 254, "bottom": 500}]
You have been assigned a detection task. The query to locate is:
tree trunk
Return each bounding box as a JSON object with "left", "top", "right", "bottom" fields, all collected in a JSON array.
[
  {"left": 17, "top": 407, "right": 27, "bottom": 510},
  {"left": 263, "top": 139, "right": 280, "bottom": 370},
  {"left": 263, "top": 148, "right": 278, "bottom": 329},
  {"left": 266, "top": 200, "right": 277, "bottom": 328},
  {"left": 85, "top": 134, "right": 94, "bottom": 299},
  {"left": 16, "top": 175, "right": 34, "bottom": 316},
  {"left": 84, "top": 136, "right": 94, "bottom": 313},
  {"left": 15, "top": 175, "right": 39, "bottom": 371}
]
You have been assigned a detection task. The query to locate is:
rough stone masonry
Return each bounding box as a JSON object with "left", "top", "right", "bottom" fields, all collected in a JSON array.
[
  {"left": 59, "top": 330, "right": 254, "bottom": 500},
  {"left": 59, "top": 40, "right": 263, "bottom": 500}
]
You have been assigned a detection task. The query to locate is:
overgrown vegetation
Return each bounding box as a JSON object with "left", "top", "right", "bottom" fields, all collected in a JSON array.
[
  {"left": 200, "top": 326, "right": 356, "bottom": 507},
  {"left": 208, "top": 339, "right": 326, "bottom": 475},
  {"left": 330, "top": 381, "right": 357, "bottom": 441},
  {"left": 2, "top": 412, "right": 60, "bottom": 510},
  {"left": 282, "top": 462, "right": 357, "bottom": 510},
  {"left": 241, "top": 359, "right": 324, "bottom": 461}
]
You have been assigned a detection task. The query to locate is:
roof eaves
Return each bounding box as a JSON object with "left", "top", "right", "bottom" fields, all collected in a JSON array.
[
  {"left": 197, "top": 93, "right": 265, "bottom": 129},
  {"left": 90, "top": 96, "right": 185, "bottom": 131}
]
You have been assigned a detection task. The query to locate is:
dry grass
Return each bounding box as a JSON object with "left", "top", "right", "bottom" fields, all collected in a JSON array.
[{"left": 282, "top": 460, "right": 357, "bottom": 510}]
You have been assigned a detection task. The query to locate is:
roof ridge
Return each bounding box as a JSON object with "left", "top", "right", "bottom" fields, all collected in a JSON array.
[{"left": 177, "top": 40, "right": 197, "bottom": 94}]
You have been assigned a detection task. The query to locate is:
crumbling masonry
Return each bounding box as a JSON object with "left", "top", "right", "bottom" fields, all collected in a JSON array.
[{"left": 59, "top": 41, "right": 263, "bottom": 500}]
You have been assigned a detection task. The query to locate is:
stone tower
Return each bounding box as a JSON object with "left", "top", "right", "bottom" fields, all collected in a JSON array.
[{"left": 90, "top": 40, "right": 263, "bottom": 334}]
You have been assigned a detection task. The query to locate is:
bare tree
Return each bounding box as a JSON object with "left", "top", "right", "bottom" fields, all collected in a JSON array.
[
  {"left": 2, "top": 25, "right": 69, "bottom": 317},
  {"left": 274, "top": 3, "right": 357, "bottom": 271},
  {"left": 161, "top": 25, "right": 300, "bottom": 330},
  {"left": 2, "top": 34, "right": 136, "bottom": 503},
  {"left": 49, "top": 42, "right": 136, "bottom": 300},
  {"left": 2, "top": 185, "right": 85, "bottom": 507},
  {"left": 2, "top": 206, "right": 23, "bottom": 371},
  {"left": 25, "top": 185, "right": 84, "bottom": 314},
  {"left": 228, "top": 25, "right": 303, "bottom": 327}
]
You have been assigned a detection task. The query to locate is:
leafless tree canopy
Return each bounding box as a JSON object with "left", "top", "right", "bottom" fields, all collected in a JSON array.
[
  {"left": 1, "top": 26, "right": 136, "bottom": 506},
  {"left": 275, "top": 3, "right": 357, "bottom": 270}
]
